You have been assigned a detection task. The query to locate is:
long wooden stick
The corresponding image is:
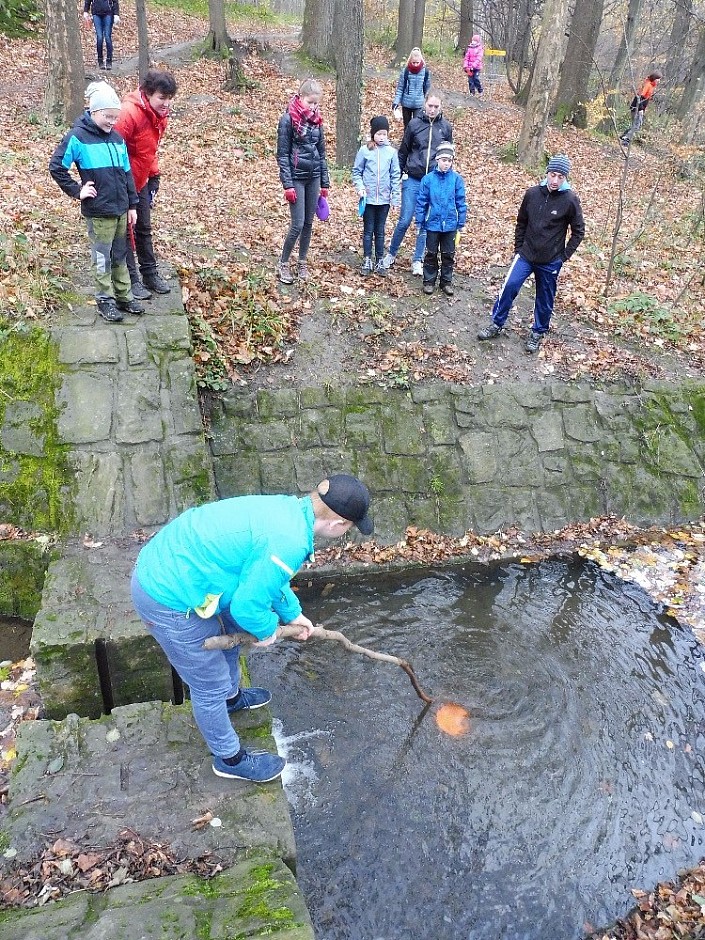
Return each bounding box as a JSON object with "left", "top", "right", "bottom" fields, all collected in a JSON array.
[{"left": 203, "top": 624, "right": 433, "bottom": 704}]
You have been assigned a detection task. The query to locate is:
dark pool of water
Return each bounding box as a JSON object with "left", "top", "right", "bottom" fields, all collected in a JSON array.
[
  {"left": 251, "top": 560, "right": 705, "bottom": 940},
  {"left": 0, "top": 617, "right": 32, "bottom": 664}
]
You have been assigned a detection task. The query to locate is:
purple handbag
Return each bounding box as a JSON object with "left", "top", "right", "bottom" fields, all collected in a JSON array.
[{"left": 316, "top": 195, "right": 330, "bottom": 221}]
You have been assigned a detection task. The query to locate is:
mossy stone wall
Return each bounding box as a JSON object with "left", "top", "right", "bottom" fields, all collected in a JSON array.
[{"left": 206, "top": 379, "right": 705, "bottom": 541}]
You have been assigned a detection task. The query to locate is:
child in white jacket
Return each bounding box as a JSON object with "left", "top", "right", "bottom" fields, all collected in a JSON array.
[{"left": 352, "top": 116, "right": 401, "bottom": 276}]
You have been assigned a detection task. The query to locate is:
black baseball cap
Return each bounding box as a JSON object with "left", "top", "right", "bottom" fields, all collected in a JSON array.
[{"left": 318, "top": 474, "right": 373, "bottom": 535}]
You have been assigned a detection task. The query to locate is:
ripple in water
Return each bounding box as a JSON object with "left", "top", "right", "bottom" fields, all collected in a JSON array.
[{"left": 252, "top": 560, "right": 705, "bottom": 939}]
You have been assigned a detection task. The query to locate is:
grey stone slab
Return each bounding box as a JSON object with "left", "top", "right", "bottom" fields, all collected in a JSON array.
[
  {"left": 257, "top": 388, "right": 299, "bottom": 418},
  {"left": 292, "top": 451, "right": 342, "bottom": 491},
  {"left": 0, "top": 400, "right": 45, "bottom": 456},
  {"left": 344, "top": 411, "right": 381, "bottom": 447},
  {"left": 381, "top": 407, "right": 425, "bottom": 456},
  {"left": 459, "top": 431, "right": 497, "bottom": 484},
  {"left": 562, "top": 404, "right": 601, "bottom": 443},
  {"left": 124, "top": 327, "right": 148, "bottom": 365},
  {"left": 479, "top": 387, "right": 530, "bottom": 429},
  {"left": 116, "top": 370, "right": 163, "bottom": 444},
  {"left": 240, "top": 421, "right": 292, "bottom": 453},
  {"left": 221, "top": 389, "right": 257, "bottom": 418},
  {"left": 531, "top": 411, "right": 565, "bottom": 453},
  {"left": 550, "top": 382, "right": 594, "bottom": 403},
  {"left": 167, "top": 359, "right": 203, "bottom": 435},
  {"left": 642, "top": 427, "right": 704, "bottom": 478},
  {"left": 423, "top": 401, "right": 457, "bottom": 445},
  {"left": 165, "top": 442, "right": 217, "bottom": 512},
  {"left": 129, "top": 449, "right": 169, "bottom": 527},
  {"left": 145, "top": 317, "right": 191, "bottom": 351},
  {"left": 72, "top": 451, "right": 125, "bottom": 536},
  {"left": 58, "top": 373, "right": 113, "bottom": 443},
  {"left": 214, "top": 455, "right": 263, "bottom": 497},
  {"left": 259, "top": 454, "right": 297, "bottom": 494},
  {"left": 58, "top": 328, "right": 120, "bottom": 365},
  {"left": 3, "top": 702, "right": 297, "bottom": 870}
]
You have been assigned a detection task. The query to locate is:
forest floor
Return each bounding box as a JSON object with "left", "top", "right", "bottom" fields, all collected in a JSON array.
[{"left": 1, "top": 4, "right": 705, "bottom": 934}]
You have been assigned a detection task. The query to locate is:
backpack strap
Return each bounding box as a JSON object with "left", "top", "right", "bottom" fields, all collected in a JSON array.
[
  {"left": 403, "top": 67, "right": 410, "bottom": 97},
  {"left": 422, "top": 68, "right": 430, "bottom": 95}
]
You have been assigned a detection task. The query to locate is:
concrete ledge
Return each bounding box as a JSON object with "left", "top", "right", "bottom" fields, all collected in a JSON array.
[
  {"left": 1, "top": 701, "right": 309, "bottom": 938},
  {"left": 0, "top": 854, "right": 314, "bottom": 940}
]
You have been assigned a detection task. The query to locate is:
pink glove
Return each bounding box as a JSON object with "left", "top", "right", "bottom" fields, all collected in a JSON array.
[
  {"left": 320, "top": 188, "right": 329, "bottom": 197},
  {"left": 284, "top": 188, "right": 297, "bottom": 204}
]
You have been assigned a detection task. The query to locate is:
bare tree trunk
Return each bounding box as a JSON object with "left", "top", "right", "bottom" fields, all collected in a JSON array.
[
  {"left": 206, "top": 0, "right": 232, "bottom": 54},
  {"left": 393, "top": 0, "right": 415, "bottom": 64},
  {"left": 678, "top": 24, "right": 705, "bottom": 140},
  {"left": 302, "top": 0, "right": 336, "bottom": 65},
  {"left": 666, "top": 0, "right": 693, "bottom": 87},
  {"left": 135, "top": 0, "right": 150, "bottom": 83},
  {"left": 554, "top": 0, "right": 605, "bottom": 127},
  {"left": 45, "top": 0, "right": 85, "bottom": 124},
  {"left": 517, "top": 0, "right": 570, "bottom": 169},
  {"left": 607, "top": 0, "right": 643, "bottom": 100},
  {"left": 412, "top": 0, "right": 426, "bottom": 50},
  {"left": 333, "top": 0, "right": 363, "bottom": 166},
  {"left": 458, "top": 0, "right": 474, "bottom": 52}
]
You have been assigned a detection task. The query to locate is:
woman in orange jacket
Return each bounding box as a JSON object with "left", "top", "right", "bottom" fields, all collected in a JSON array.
[{"left": 114, "top": 70, "right": 177, "bottom": 298}]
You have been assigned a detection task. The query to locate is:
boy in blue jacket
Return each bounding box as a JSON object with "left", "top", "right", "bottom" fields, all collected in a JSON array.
[
  {"left": 415, "top": 141, "right": 466, "bottom": 296},
  {"left": 49, "top": 81, "right": 143, "bottom": 322},
  {"left": 131, "top": 475, "right": 373, "bottom": 784}
]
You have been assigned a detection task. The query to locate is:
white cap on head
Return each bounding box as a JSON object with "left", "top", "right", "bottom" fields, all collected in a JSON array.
[{"left": 85, "top": 81, "right": 121, "bottom": 113}]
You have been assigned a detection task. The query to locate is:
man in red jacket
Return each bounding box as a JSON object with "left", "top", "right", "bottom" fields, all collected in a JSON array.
[{"left": 114, "top": 70, "right": 177, "bottom": 299}]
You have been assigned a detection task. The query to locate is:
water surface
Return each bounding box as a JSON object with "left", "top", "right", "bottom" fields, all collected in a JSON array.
[{"left": 253, "top": 560, "right": 705, "bottom": 939}]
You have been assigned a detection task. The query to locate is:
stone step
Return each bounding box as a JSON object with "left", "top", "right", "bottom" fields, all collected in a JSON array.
[
  {"left": 1, "top": 701, "right": 312, "bottom": 939},
  {"left": 32, "top": 541, "right": 174, "bottom": 719}
]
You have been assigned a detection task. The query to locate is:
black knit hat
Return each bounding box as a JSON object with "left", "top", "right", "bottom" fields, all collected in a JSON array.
[
  {"left": 370, "top": 115, "right": 389, "bottom": 137},
  {"left": 318, "top": 475, "right": 373, "bottom": 535}
]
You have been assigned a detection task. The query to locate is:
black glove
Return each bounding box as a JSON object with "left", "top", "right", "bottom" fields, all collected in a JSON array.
[{"left": 147, "top": 175, "right": 160, "bottom": 208}]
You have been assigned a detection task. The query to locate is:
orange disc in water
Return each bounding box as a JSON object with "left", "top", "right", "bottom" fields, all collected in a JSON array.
[{"left": 435, "top": 702, "right": 471, "bottom": 736}]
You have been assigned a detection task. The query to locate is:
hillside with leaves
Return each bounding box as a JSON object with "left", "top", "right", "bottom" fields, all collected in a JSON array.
[{"left": 0, "top": 2, "right": 704, "bottom": 390}]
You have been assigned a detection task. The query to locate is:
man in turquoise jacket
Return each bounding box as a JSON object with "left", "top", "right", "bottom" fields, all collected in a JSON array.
[{"left": 132, "top": 475, "right": 373, "bottom": 783}]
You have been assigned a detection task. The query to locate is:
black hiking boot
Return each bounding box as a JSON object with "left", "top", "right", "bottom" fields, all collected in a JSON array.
[
  {"left": 477, "top": 322, "right": 503, "bottom": 341},
  {"left": 143, "top": 273, "right": 171, "bottom": 294},
  {"left": 97, "top": 298, "right": 123, "bottom": 322},
  {"left": 116, "top": 298, "right": 146, "bottom": 315}
]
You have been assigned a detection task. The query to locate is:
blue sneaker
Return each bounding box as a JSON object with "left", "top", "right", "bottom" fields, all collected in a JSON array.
[
  {"left": 212, "top": 750, "right": 285, "bottom": 782},
  {"left": 226, "top": 687, "right": 272, "bottom": 713}
]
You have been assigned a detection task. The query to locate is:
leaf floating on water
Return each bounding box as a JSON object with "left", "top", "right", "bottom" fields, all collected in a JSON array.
[
  {"left": 105, "top": 728, "right": 121, "bottom": 743},
  {"left": 692, "top": 811, "right": 704, "bottom": 825},
  {"left": 435, "top": 703, "right": 471, "bottom": 736},
  {"left": 209, "top": 817, "right": 222, "bottom": 828},
  {"left": 666, "top": 740, "right": 675, "bottom": 749}
]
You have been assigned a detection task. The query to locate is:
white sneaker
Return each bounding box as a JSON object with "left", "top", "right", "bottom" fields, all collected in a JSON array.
[
  {"left": 412, "top": 260, "right": 423, "bottom": 276},
  {"left": 383, "top": 253, "right": 395, "bottom": 269}
]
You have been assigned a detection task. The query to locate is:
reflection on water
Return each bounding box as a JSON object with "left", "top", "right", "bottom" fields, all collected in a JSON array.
[
  {"left": 253, "top": 560, "right": 705, "bottom": 940},
  {"left": 0, "top": 617, "right": 32, "bottom": 664}
]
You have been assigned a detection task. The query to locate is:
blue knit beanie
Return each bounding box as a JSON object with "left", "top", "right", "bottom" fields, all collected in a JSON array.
[{"left": 546, "top": 154, "right": 570, "bottom": 176}]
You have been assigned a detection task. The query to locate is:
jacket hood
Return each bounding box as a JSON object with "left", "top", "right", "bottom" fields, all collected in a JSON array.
[
  {"left": 123, "top": 89, "right": 167, "bottom": 129},
  {"left": 77, "top": 110, "right": 111, "bottom": 138}
]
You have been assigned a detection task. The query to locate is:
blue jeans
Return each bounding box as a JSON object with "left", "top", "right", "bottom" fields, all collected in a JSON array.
[
  {"left": 93, "top": 14, "right": 114, "bottom": 65},
  {"left": 389, "top": 176, "right": 426, "bottom": 262},
  {"left": 362, "top": 203, "right": 390, "bottom": 260},
  {"left": 491, "top": 253, "right": 563, "bottom": 333},
  {"left": 131, "top": 571, "right": 243, "bottom": 758}
]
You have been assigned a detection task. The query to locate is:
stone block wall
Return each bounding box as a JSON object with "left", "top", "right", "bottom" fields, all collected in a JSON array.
[{"left": 206, "top": 380, "right": 705, "bottom": 541}]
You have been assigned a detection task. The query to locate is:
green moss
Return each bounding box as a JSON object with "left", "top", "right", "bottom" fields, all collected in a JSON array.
[
  {"left": 688, "top": 391, "right": 705, "bottom": 435},
  {"left": 0, "top": 830, "right": 9, "bottom": 852},
  {"left": 10, "top": 751, "right": 28, "bottom": 776},
  {"left": 0, "top": 323, "right": 73, "bottom": 533},
  {"left": 194, "top": 910, "right": 213, "bottom": 939}
]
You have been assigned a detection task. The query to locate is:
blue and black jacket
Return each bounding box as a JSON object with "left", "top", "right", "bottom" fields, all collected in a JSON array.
[
  {"left": 49, "top": 111, "right": 138, "bottom": 218},
  {"left": 415, "top": 166, "right": 467, "bottom": 232}
]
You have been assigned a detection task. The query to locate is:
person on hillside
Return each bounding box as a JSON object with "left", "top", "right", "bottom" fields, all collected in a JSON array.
[
  {"left": 477, "top": 154, "right": 584, "bottom": 354},
  {"left": 49, "top": 81, "right": 144, "bottom": 323},
  {"left": 415, "top": 141, "right": 466, "bottom": 296},
  {"left": 276, "top": 78, "right": 330, "bottom": 285},
  {"left": 83, "top": 0, "right": 119, "bottom": 71},
  {"left": 352, "top": 115, "right": 401, "bottom": 277},
  {"left": 131, "top": 475, "right": 374, "bottom": 783},
  {"left": 383, "top": 92, "right": 453, "bottom": 277},
  {"left": 114, "top": 69, "right": 178, "bottom": 300},
  {"left": 392, "top": 48, "right": 432, "bottom": 128},
  {"left": 463, "top": 35, "right": 484, "bottom": 96},
  {"left": 620, "top": 70, "right": 663, "bottom": 145}
]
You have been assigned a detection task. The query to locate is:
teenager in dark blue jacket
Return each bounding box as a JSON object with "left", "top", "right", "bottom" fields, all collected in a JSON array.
[
  {"left": 49, "top": 81, "right": 142, "bottom": 322},
  {"left": 415, "top": 142, "right": 466, "bottom": 296}
]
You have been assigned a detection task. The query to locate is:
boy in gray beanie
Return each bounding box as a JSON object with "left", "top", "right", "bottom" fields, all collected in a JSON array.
[
  {"left": 477, "top": 154, "right": 584, "bottom": 353},
  {"left": 49, "top": 82, "right": 143, "bottom": 323}
]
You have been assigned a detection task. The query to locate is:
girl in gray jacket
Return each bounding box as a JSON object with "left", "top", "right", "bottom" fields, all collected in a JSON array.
[{"left": 352, "top": 116, "right": 401, "bottom": 276}]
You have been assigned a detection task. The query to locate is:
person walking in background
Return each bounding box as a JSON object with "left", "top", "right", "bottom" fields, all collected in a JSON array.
[
  {"left": 415, "top": 142, "right": 466, "bottom": 296},
  {"left": 392, "top": 48, "right": 431, "bottom": 128},
  {"left": 83, "top": 0, "right": 119, "bottom": 71},
  {"left": 352, "top": 116, "right": 401, "bottom": 277},
  {"left": 463, "top": 35, "right": 484, "bottom": 95},
  {"left": 114, "top": 69, "right": 178, "bottom": 300},
  {"left": 49, "top": 81, "right": 143, "bottom": 323},
  {"left": 383, "top": 92, "right": 453, "bottom": 277},
  {"left": 131, "top": 475, "right": 374, "bottom": 783},
  {"left": 477, "top": 154, "right": 584, "bottom": 354},
  {"left": 620, "top": 71, "right": 662, "bottom": 145},
  {"left": 276, "top": 78, "right": 330, "bottom": 285}
]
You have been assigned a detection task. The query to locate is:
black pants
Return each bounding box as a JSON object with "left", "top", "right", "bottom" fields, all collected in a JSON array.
[
  {"left": 126, "top": 182, "right": 158, "bottom": 282},
  {"left": 402, "top": 106, "right": 418, "bottom": 128},
  {"left": 362, "top": 204, "right": 390, "bottom": 260},
  {"left": 423, "top": 229, "right": 456, "bottom": 286}
]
